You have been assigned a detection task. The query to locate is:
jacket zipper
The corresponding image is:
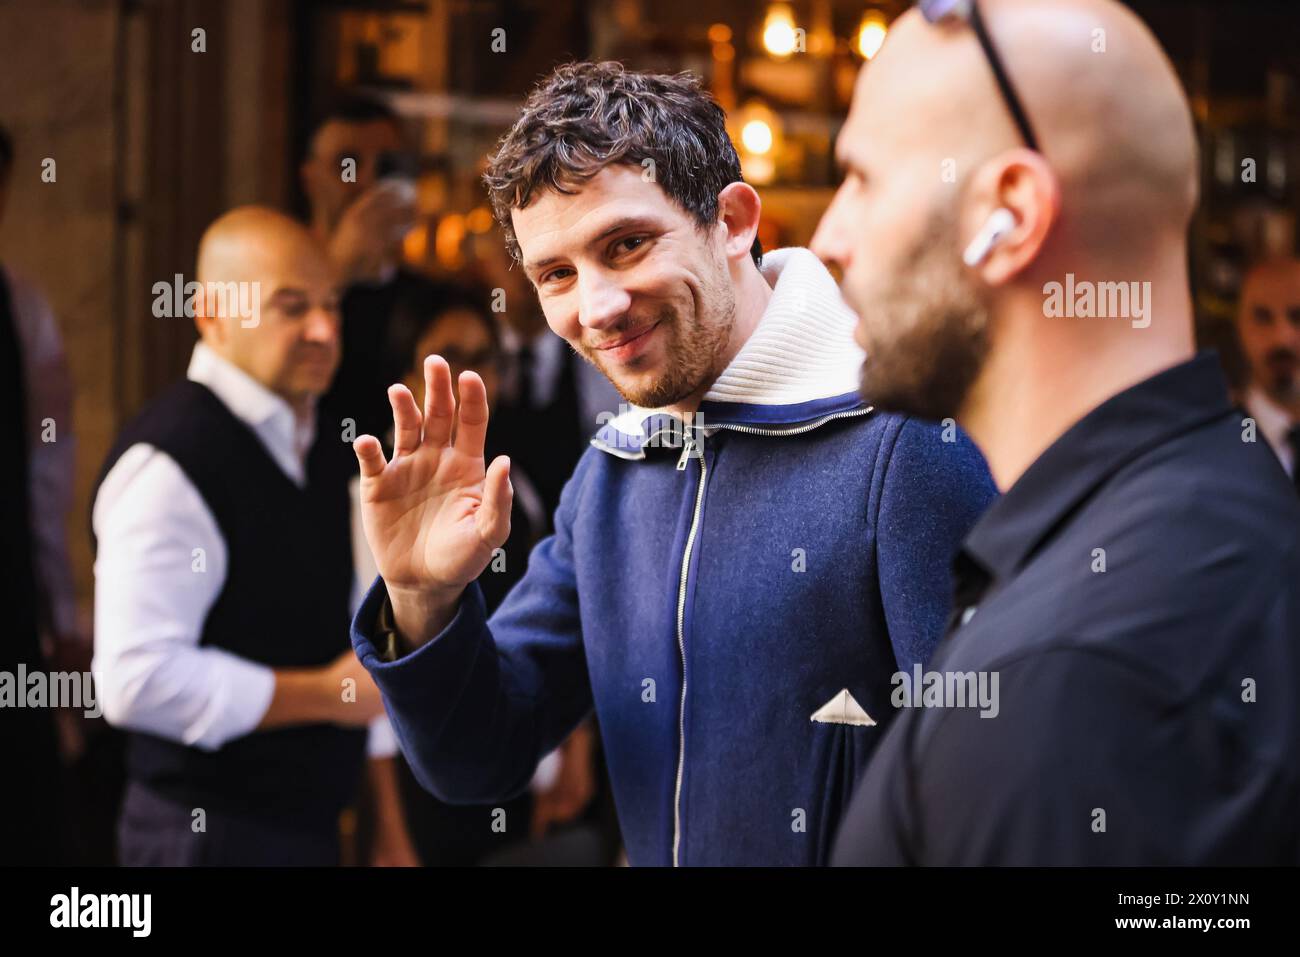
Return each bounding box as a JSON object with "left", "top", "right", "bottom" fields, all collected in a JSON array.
[
  {"left": 668, "top": 405, "right": 872, "bottom": 866},
  {"left": 710, "top": 405, "right": 873, "bottom": 439},
  {"left": 672, "top": 430, "right": 706, "bottom": 865}
]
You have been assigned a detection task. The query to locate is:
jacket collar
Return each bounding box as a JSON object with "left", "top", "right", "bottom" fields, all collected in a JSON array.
[{"left": 592, "top": 248, "right": 868, "bottom": 459}]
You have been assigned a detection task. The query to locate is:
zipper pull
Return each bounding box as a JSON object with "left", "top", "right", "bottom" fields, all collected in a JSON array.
[{"left": 676, "top": 432, "right": 698, "bottom": 471}]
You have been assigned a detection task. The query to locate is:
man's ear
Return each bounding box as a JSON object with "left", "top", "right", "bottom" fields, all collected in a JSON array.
[
  {"left": 192, "top": 289, "right": 222, "bottom": 346},
  {"left": 716, "top": 182, "right": 762, "bottom": 264},
  {"left": 964, "top": 150, "right": 1060, "bottom": 287}
]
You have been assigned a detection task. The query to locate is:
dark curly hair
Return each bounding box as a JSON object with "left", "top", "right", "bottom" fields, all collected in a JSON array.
[{"left": 483, "top": 61, "right": 761, "bottom": 267}]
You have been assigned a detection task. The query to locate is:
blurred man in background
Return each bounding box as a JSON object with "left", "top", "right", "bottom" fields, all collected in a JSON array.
[
  {"left": 1236, "top": 257, "right": 1300, "bottom": 490},
  {"left": 0, "top": 120, "right": 81, "bottom": 865},
  {"left": 816, "top": 0, "right": 1300, "bottom": 865},
  {"left": 301, "top": 97, "right": 429, "bottom": 445},
  {"left": 92, "top": 206, "right": 411, "bottom": 865}
]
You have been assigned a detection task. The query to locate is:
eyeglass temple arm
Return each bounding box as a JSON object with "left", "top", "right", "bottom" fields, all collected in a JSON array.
[{"left": 969, "top": 1, "right": 1041, "bottom": 151}]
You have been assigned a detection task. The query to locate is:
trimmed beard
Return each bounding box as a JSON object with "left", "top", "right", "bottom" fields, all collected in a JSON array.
[
  {"left": 578, "top": 251, "right": 737, "bottom": 410},
  {"left": 856, "top": 203, "right": 991, "bottom": 422}
]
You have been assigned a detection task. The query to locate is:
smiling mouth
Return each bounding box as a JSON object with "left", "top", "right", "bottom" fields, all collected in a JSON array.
[{"left": 594, "top": 321, "right": 660, "bottom": 352}]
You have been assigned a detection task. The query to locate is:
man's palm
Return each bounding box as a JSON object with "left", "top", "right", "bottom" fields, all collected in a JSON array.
[{"left": 355, "top": 356, "right": 512, "bottom": 597}]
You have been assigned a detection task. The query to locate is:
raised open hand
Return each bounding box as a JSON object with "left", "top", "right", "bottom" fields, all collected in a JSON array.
[{"left": 354, "top": 355, "right": 512, "bottom": 636}]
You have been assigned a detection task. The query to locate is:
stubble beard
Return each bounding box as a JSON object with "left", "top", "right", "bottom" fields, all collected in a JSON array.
[{"left": 579, "top": 261, "right": 738, "bottom": 411}]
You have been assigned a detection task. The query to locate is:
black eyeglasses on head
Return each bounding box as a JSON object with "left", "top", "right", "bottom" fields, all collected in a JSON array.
[{"left": 918, "top": 0, "right": 1041, "bottom": 152}]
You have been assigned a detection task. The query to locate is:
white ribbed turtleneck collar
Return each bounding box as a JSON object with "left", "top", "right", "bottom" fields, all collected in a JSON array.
[
  {"left": 703, "top": 247, "right": 864, "bottom": 406},
  {"left": 592, "top": 248, "right": 869, "bottom": 454}
]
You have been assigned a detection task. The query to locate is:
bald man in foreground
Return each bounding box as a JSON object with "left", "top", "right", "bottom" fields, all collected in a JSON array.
[
  {"left": 93, "top": 207, "right": 409, "bottom": 865},
  {"left": 814, "top": 0, "right": 1300, "bottom": 864}
]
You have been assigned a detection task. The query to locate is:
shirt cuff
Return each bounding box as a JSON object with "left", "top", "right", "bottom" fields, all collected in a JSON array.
[
  {"left": 354, "top": 580, "right": 489, "bottom": 708},
  {"left": 374, "top": 595, "right": 408, "bottom": 662},
  {"left": 367, "top": 714, "right": 399, "bottom": 758},
  {"left": 186, "top": 650, "right": 278, "bottom": 750}
]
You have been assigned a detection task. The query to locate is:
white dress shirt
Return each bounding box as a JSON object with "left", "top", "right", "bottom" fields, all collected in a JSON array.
[
  {"left": 93, "top": 341, "right": 394, "bottom": 755},
  {"left": 1246, "top": 385, "right": 1297, "bottom": 478}
]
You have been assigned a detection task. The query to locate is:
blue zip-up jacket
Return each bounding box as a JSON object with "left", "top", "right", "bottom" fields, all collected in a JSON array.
[{"left": 352, "top": 249, "right": 997, "bottom": 865}]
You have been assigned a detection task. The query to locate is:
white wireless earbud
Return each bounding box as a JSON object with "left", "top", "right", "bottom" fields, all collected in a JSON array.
[{"left": 961, "top": 208, "right": 1017, "bottom": 267}]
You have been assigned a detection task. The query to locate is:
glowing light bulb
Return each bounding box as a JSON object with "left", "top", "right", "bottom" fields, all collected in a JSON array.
[
  {"left": 857, "top": 11, "right": 889, "bottom": 60},
  {"left": 741, "top": 119, "right": 774, "bottom": 155},
  {"left": 762, "top": 3, "right": 799, "bottom": 57}
]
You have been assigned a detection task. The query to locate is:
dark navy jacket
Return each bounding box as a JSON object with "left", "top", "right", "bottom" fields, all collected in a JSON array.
[{"left": 352, "top": 249, "right": 997, "bottom": 864}]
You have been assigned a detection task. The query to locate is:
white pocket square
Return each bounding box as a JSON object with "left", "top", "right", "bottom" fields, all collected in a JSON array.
[{"left": 810, "top": 688, "right": 876, "bottom": 727}]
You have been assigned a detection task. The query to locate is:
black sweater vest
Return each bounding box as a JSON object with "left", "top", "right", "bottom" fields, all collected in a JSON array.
[{"left": 93, "top": 380, "right": 366, "bottom": 828}]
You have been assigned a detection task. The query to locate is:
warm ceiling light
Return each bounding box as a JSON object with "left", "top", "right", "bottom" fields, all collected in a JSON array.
[
  {"left": 402, "top": 221, "right": 428, "bottom": 264},
  {"left": 856, "top": 10, "right": 889, "bottom": 59},
  {"left": 735, "top": 100, "right": 781, "bottom": 183},
  {"left": 465, "top": 206, "right": 493, "bottom": 234},
  {"left": 434, "top": 213, "right": 465, "bottom": 267},
  {"left": 741, "top": 119, "right": 774, "bottom": 155},
  {"left": 762, "top": 3, "right": 799, "bottom": 57}
]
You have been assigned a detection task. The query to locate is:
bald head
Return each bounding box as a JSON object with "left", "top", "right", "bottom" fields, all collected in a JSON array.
[
  {"left": 197, "top": 206, "right": 325, "bottom": 290},
  {"left": 812, "top": 0, "right": 1202, "bottom": 488},
  {"left": 1237, "top": 257, "right": 1300, "bottom": 411},
  {"left": 981, "top": 0, "right": 1197, "bottom": 245},
  {"left": 851, "top": 0, "right": 1196, "bottom": 253},
  {"left": 193, "top": 205, "right": 342, "bottom": 411}
]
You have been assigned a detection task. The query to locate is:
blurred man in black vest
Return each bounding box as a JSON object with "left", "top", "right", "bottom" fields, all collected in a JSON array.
[{"left": 92, "top": 207, "right": 410, "bottom": 865}]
